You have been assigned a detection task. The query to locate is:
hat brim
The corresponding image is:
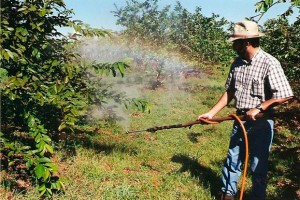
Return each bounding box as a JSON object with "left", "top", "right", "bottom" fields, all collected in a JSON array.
[{"left": 228, "top": 33, "right": 265, "bottom": 42}]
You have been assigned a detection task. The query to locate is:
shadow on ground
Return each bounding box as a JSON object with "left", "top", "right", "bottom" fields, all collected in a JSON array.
[
  {"left": 57, "top": 128, "right": 138, "bottom": 161},
  {"left": 171, "top": 154, "right": 221, "bottom": 198}
]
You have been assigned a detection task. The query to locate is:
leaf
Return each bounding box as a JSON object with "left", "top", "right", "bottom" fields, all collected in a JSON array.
[
  {"left": 8, "top": 161, "right": 15, "bottom": 166},
  {"left": 52, "top": 60, "right": 59, "bottom": 67},
  {"left": 37, "top": 141, "right": 46, "bottom": 152},
  {"left": 58, "top": 123, "right": 66, "bottom": 131},
  {"left": 46, "top": 188, "right": 53, "bottom": 195},
  {"left": 262, "top": 2, "right": 269, "bottom": 12},
  {"left": 265, "top": 0, "right": 273, "bottom": 6},
  {"left": 5, "top": 49, "right": 15, "bottom": 59},
  {"left": 44, "top": 163, "right": 59, "bottom": 172},
  {"left": 42, "top": 135, "right": 52, "bottom": 143},
  {"left": 45, "top": 144, "right": 54, "bottom": 154},
  {"left": 38, "top": 157, "right": 51, "bottom": 163},
  {"left": 64, "top": 76, "right": 69, "bottom": 83},
  {"left": 255, "top": 2, "right": 264, "bottom": 12},
  {"left": 293, "top": 0, "right": 300, "bottom": 6},
  {"left": 28, "top": 115, "right": 35, "bottom": 126},
  {"left": 51, "top": 181, "right": 60, "bottom": 190},
  {"left": 9, "top": 92, "right": 17, "bottom": 100},
  {"left": 111, "top": 66, "right": 117, "bottom": 77},
  {"left": 17, "top": 7, "right": 28, "bottom": 12},
  {"left": 97, "top": 67, "right": 103, "bottom": 75},
  {"left": 35, "top": 164, "right": 46, "bottom": 179},
  {"left": 20, "top": 28, "right": 28, "bottom": 36},
  {"left": 48, "top": 85, "right": 57, "bottom": 95},
  {"left": 37, "top": 22, "right": 44, "bottom": 27},
  {"left": 118, "top": 62, "right": 126, "bottom": 77},
  {"left": 66, "top": 121, "right": 75, "bottom": 126},
  {"left": 2, "top": 49, "right": 9, "bottom": 61},
  {"left": 38, "top": 8, "right": 48, "bottom": 17},
  {"left": 59, "top": 180, "right": 66, "bottom": 192},
  {"left": 26, "top": 159, "right": 34, "bottom": 169},
  {"left": 39, "top": 188, "right": 46, "bottom": 197},
  {"left": 29, "top": 5, "right": 37, "bottom": 11},
  {"left": 105, "top": 68, "right": 111, "bottom": 76},
  {"left": 32, "top": 48, "right": 39, "bottom": 57},
  {"left": 35, "top": 134, "right": 41, "bottom": 143},
  {"left": 43, "top": 168, "right": 50, "bottom": 181},
  {"left": 38, "top": 183, "right": 46, "bottom": 191},
  {"left": 51, "top": 182, "right": 58, "bottom": 190}
]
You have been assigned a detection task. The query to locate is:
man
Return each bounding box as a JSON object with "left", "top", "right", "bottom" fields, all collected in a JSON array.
[{"left": 198, "top": 21, "right": 293, "bottom": 200}]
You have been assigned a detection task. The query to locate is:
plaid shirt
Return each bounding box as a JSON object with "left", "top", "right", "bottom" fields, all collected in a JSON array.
[{"left": 225, "top": 49, "right": 294, "bottom": 109}]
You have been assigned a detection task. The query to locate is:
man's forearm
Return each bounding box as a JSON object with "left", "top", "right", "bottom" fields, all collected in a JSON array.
[
  {"left": 209, "top": 91, "right": 234, "bottom": 116},
  {"left": 261, "top": 96, "right": 294, "bottom": 111}
]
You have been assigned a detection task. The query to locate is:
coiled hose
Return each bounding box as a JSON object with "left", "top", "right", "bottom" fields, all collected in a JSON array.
[
  {"left": 200, "top": 114, "right": 249, "bottom": 200},
  {"left": 229, "top": 114, "right": 249, "bottom": 200}
]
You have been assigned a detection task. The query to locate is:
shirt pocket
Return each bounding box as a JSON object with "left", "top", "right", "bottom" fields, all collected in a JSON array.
[{"left": 250, "top": 79, "right": 263, "bottom": 98}]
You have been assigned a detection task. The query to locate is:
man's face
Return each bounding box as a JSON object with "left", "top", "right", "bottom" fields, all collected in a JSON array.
[{"left": 232, "top": 39, "right": 247, "bottom": 59}]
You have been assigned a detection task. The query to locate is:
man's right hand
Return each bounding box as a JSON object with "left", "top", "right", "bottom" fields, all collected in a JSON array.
[{"left": 197, "top": 113, "right": 214, "bottom": 120}]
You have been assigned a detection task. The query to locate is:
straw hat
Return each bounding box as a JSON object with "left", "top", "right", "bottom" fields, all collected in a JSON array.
[{"left": 228, "top": 20, "right": 265, "bottom": 42}]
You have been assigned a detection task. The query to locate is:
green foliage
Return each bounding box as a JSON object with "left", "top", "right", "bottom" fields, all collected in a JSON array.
[
  {"left": 113, "top": 0, "right": 234, "bottom": 66},
  {"left": 255, "top": 0, "right": 300, "bottom": 20},
  {"left": 27, "top": 115, "right": 65, "bottom": 198},
  {"left": 124, "top": 98, "right": 151, "bottom": 113},
  {"left": 0, "top": 115, "right": 64, "bottom": 198},
  {"left": 69, "top": 20, "right": 111, "bottom": 38},
  {"left": 0, "top": 0, "right": 148, "bottom": 197},
  {"left": 114, "top": 0, "right": 170, "bottom": 44}
]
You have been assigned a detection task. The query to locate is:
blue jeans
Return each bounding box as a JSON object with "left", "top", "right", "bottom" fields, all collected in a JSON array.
[{"left": 221, "top": 119, "right": 274, "bottom": 199}]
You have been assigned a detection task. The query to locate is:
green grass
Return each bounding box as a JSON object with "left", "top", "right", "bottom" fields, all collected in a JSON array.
[
  {"left": 5, "top": 62, "right": 299, "bottom": 200},
  {"left": 5, "top": 68, "right": 223, "bottom": 199}
]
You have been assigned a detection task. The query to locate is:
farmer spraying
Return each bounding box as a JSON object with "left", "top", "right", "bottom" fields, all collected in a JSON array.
[{"left": 198, "top": 20, "right": 294, "bottom": 200}]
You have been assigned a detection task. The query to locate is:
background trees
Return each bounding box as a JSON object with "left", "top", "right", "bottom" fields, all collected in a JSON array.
[
  {"left": 113, "top": 0, "right": 234, "bottom": 66},
  {"left": 0, "top": 0, "right": 144, "bottom": 197},
  {"left": 114, "top": 0, "right": 299, "bottom": 94}
]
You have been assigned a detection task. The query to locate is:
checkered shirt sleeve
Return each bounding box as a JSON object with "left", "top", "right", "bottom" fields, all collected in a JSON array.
[{"left": 267, "top": 58, "right": 294, "bottom": 99}]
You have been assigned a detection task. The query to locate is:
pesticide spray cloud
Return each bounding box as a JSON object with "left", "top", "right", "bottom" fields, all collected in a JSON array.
[{"left": 78, "top": 36, "right": 204, "bottom": 129}]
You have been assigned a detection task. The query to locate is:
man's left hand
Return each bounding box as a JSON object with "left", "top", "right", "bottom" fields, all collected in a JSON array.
[{"left": 246, "top": 108, "right": 260, "bottom": 120}]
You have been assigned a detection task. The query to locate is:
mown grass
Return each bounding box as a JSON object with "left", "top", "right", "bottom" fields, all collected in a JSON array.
[
  {"left": 54, "top": 75, "right": 234, "bottom": 200},
  {"left": 4, "top": 57, "right": 299, "bottom": 200}
]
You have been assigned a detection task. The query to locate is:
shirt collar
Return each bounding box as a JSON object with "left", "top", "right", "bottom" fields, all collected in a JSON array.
[{"left": 242, "top": 48, "right": 261, "bottom": 65}]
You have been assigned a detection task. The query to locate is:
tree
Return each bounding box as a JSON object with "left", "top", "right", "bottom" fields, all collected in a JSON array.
[
  {"left": 253, "top": 0, "right": 300, "bottom": 21},
  {"left": 113, "top": 0, "right": 233, "bottom": 66},
  {"left": 0, "top": 0, "right": 147, "bottom": 197}
]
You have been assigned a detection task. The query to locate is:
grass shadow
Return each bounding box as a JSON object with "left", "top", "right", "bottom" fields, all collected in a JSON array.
[
  {"left": 57, "top": 128, "right": 138, "bottom": 161},
  {"left": 78, "top": 137, "right": 138, "bottom": 156},
  {"left": 267, "top": 145, "right": 300, "bottom": 199},
  {"left": 187, "top": 132, "right": 202, "bottom": 143},
  {"left": 171, "top": 154, "right": 221, "bottom": 197}
]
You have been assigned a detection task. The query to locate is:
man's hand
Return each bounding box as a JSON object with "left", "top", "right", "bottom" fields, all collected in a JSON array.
[
  {"left": 197, "top": 112, "right": 220, "bottom": 125},
  {"left": 198, "top": 112, "right": 214, "bottom": 120},
  {"left": 246, "top": 108, "right": 260, "bottom": 120}
]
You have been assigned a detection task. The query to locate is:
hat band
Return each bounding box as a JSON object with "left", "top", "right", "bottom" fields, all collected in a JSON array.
[{"left": 232, "top": 33, "right": 260, "bottom": 38}]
